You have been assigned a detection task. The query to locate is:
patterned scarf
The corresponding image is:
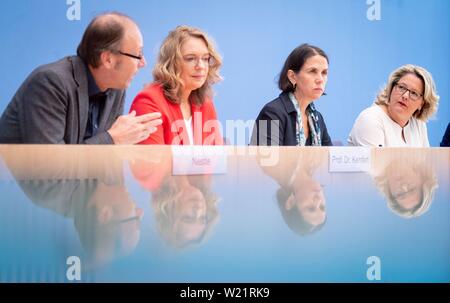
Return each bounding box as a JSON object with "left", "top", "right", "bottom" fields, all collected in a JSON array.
[{"left": 289, "top": 93, "right": 322, "bottom": 146}]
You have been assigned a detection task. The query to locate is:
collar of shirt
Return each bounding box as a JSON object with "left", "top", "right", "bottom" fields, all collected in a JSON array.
[{"left": 86, "top": 64, "right": 110, "bottom": 98}]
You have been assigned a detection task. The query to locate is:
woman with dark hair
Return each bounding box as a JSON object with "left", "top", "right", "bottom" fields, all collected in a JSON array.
[{"left": 251, "top": 43, "right": 332, "bottom": 146}]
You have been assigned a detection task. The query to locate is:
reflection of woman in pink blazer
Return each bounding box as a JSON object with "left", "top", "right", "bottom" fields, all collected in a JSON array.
[
  {"left": 128, "top": 148, "right": 220, "bottom": 249},
  {"left": 130, "top": 25, "right": 223, "bottom": 145}
]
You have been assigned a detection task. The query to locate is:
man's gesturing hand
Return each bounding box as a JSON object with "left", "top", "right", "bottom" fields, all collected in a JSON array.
[{"left": 108, "top": 111, "right": 162, "bottom": 144}]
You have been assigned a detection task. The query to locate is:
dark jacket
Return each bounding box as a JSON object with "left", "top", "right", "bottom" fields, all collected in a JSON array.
[
  {"left": 0, "top": 56, "right": 125, "bottom": 144},
  {"left": 250, "top": 92, "right": 332, "bottom": 146},
  {"left": 440, "top": 123, "right": 450, "bottom": 147}
]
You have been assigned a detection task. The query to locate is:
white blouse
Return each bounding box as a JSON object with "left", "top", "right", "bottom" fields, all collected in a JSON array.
[
  {"left": 184, "top": 116, "right": 194, "bottom": 145},
  {"left": 348, "top": 104, "right": 429, "bottom": 147}
]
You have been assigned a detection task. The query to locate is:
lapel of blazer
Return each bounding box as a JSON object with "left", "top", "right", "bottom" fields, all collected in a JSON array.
[
  {"left": 169, "top": 100, "right": 185, "bottom": 144},
  {"left": 279, "top": 92, "right": 297, "bottom": 115},
  {"left": 279, "top": 92, "right": 298, "bottom": 145},
  {"left": 69, "top": 56, "right": 89, "bottom": 143}
]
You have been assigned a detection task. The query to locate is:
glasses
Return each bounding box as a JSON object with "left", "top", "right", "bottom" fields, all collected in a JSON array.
[
  {"left": 115, "top": 50, "right": 144, "bottom": 61},
  {"left": 394, "top": 83, "right": 423, "bottom": 101},
  {"left": 391, "top": 184, "right": 420, "bottom": 200},
  {"left": 110, "top": 214, "right": 142, "bottom": 226},
  {"left": 182, "top": 55, "right": 212, "bottom": 67}
]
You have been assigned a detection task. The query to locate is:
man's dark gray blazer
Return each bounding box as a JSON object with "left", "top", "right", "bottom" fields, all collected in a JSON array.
[{"left": 0, "top": 56, "right": 125, "bottom": 144}]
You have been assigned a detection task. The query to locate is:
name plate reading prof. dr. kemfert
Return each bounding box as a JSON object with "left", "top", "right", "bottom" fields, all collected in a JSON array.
[{"left": 328, "top": 147, "right": 371, "bottom": 172}]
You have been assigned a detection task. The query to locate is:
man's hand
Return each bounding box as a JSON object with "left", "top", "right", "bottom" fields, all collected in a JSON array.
[{"left": 108, "top": 111, "right": 162, "bottom": 144}]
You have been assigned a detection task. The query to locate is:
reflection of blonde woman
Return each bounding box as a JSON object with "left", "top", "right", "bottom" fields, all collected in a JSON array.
[
  {"left": 371, "top": 149, "right": 438, "bottom": 218},
  {"left": 129, "top": 149, "right": 220, "bottom": 250},
  {"left": 152, "top": 175, "right": 219, "bottom": 249},
  {"left": 259, "top": 148, "right": 328, "bottom": 235}
]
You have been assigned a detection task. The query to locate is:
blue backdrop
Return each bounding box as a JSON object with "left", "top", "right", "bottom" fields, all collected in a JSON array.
[{"left": 0, "top": 0, "right": 448, "bottom": 145}]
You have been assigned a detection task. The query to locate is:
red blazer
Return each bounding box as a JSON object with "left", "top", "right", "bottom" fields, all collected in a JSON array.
[{"left": 130, "top": 83, "right": 223, "bottom": 145}]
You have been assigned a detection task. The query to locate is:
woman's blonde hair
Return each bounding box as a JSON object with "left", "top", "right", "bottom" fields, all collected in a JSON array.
[
  {"left": 374, "top": 64, "right": 439, "bottom": 121},
  {"left": 151, "top": 176, "right": 220, "bottom": 249},
  {"left": 373, "top": 152, "right": 438, "bottom": 218},
  {"left": 152, "top": 25, "right": 223, "bottom": 105}
]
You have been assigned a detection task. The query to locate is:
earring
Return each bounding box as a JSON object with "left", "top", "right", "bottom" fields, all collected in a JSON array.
[{"left": 292, "top": 83, "right": 297, "bottom": 90}]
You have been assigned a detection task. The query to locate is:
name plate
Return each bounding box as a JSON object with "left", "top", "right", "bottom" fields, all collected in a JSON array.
[
  {"left": 329, "top": 147, "right": 371, "bottom": 172},
  {"left": 171, "top": 146, "right": 227, "bottom": 175}
]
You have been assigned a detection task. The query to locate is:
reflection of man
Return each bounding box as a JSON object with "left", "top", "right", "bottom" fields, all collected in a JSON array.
[
  {"left": 0, "top": 12, "right": 161, "bottom": 144},
  {"left": 75, "top": 181, "right": 143, "bottom": 268},
  {"left": 1, "top": 146, "right": 143, "bottom": 269}
]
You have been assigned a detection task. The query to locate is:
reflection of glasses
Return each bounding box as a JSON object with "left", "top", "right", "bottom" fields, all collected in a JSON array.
[
  {"left": 392, "top": 184, "right": 419, "bottom": 200},
  {"left": 180, "top": 214, "right": 208, "bottom": 225},
  {"left": 394, "top": 83, "right": 423, "bottom": 101},
  {"left": 111, "top": 215, "right": 142, "bottom": 225},
  {"left": 182, "top": 55, "right": 212, "bottom": 66},
  {"left": 115, "top": 50, "right": 144, "bottom": 61}
]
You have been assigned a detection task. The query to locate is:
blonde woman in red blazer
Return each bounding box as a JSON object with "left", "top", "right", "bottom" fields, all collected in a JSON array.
[{"left": 130, "top": 25, "right": 223, "bottom": 145}]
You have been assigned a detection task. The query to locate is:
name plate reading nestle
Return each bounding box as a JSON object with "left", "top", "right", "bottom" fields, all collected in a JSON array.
[{"left": 171, "top": 146, "right": 227, "bottom": 175}]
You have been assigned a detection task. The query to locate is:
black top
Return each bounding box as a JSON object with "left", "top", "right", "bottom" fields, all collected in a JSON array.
[
  {"left": 250, "top": 92, "right": 332, "bottom": 146},
  {"left": 440, "top": 123, "right": 450, "bottom": 147}
]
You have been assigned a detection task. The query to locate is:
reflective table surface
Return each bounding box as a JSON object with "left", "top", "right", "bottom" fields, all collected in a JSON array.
[{"left": 0, "top": 145, "right": 449, "bottom": 282}]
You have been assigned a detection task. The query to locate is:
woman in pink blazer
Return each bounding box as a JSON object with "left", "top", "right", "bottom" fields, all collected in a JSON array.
[{"left": 130, "top": 25, "right": 223, "bottom": 145}]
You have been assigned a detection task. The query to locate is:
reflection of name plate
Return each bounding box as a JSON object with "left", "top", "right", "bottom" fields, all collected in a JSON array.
[
  {"left": 171, "top": 146, "right": 227, "bottom": 175},
  {"left": 329, "top": 147, "right": 371, "bottom": 172}
]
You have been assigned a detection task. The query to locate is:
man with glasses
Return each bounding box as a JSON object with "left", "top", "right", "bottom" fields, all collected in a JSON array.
[{"left": 0, "top": 12, "right": 162, "bottom": 144}]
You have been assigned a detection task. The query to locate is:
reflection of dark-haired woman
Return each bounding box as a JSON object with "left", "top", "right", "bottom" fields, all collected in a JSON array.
[{"left": 259, "top": 148, "right": 328, "bottom": 235}]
